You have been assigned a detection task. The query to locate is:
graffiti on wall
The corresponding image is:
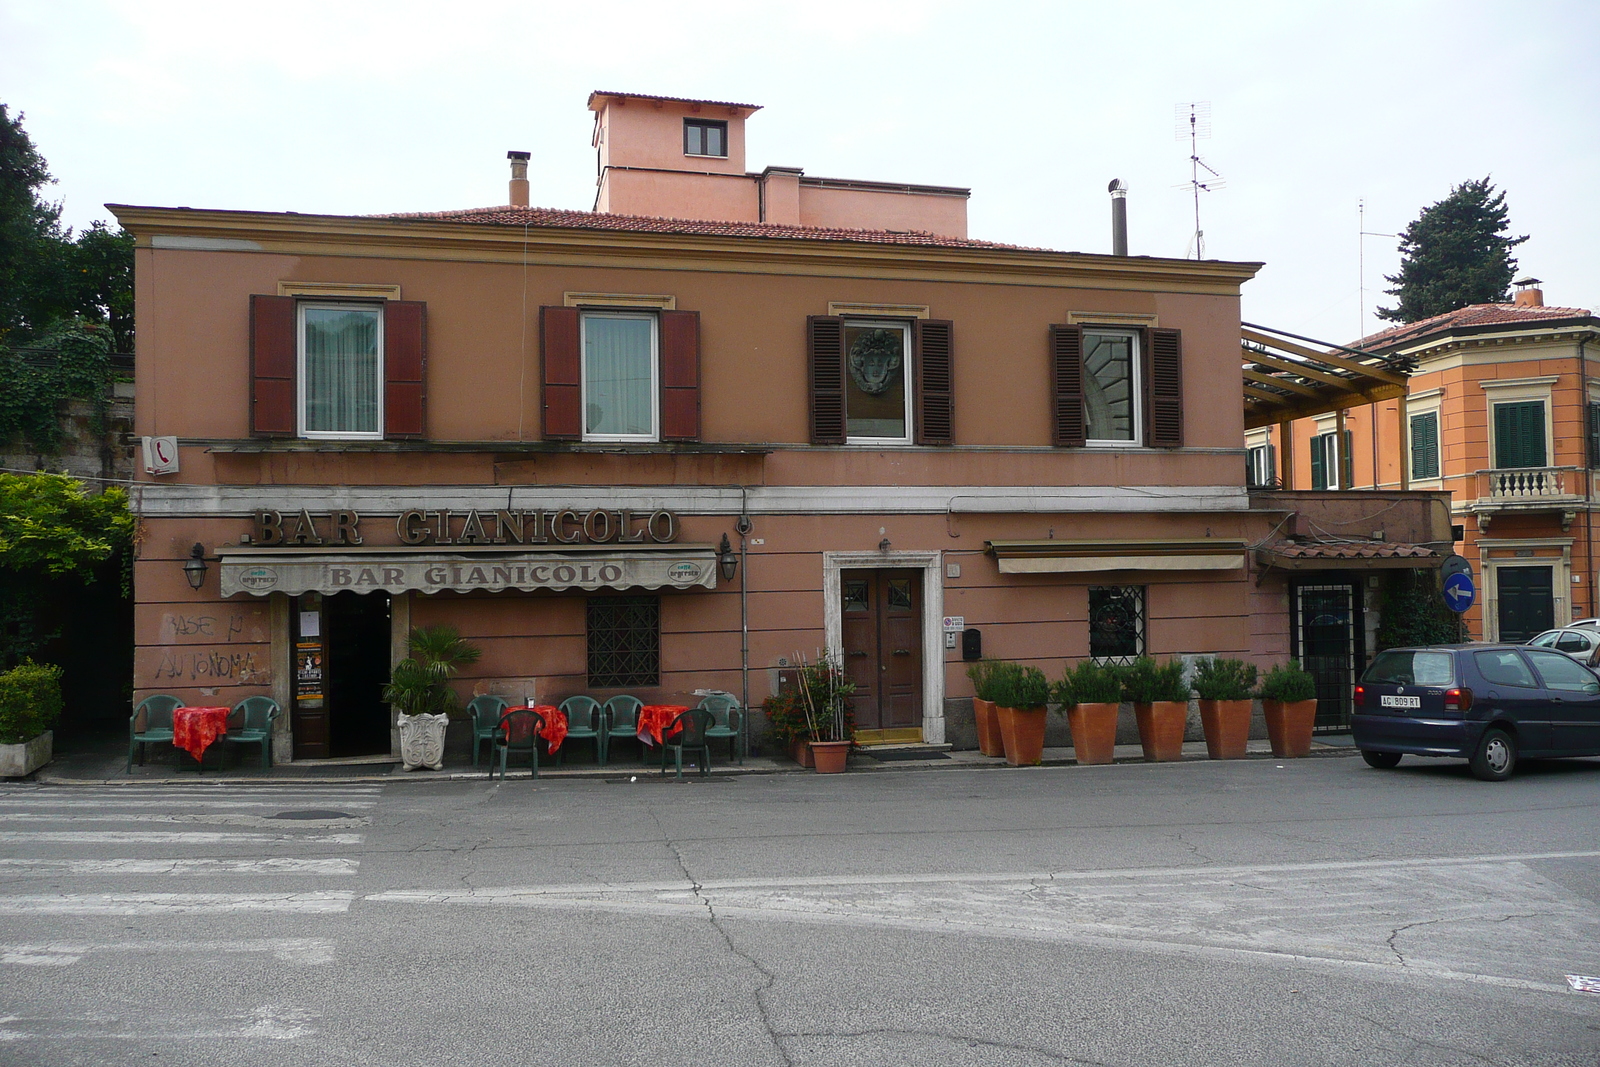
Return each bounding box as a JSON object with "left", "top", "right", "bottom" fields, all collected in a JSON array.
[
  {"left": 161, "top": 614, "right": 247, "bottom": 642},
  {"left": 153, "top": 647, "right": 270, "bottom": 684}
]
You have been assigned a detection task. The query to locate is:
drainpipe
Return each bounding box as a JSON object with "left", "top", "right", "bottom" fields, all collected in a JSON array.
[
  {"left": 1581, "top": 334, "right": 1594, "bottom": 620},
  {"left": 737, "top": 501, "right": 752, "bottom": 755}
]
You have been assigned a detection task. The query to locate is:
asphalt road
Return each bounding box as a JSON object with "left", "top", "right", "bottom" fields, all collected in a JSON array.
[{"left": 2, "top": 753, "right": 1599, "bottom": 1066}]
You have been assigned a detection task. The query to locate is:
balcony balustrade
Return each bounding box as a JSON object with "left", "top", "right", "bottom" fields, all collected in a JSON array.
[{"left": 1471, "top": 466, "right": 1582, "bottom": 531}]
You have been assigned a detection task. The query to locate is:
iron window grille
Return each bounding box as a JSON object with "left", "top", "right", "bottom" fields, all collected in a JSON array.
[
  {"left": 586, "top": 596, "right": 660, "bottom": 688},
  {"left": 1089, "top": 585, "right": 1145, "bottom": 664}
]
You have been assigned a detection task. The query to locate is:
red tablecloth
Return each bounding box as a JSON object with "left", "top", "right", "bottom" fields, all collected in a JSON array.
[
  {"left": 503, "top": 706, "right": 566, "bottom": 754},
  {"left": 637, "top": 705, "right": 690, "bottom": 747},
  {"left": 173, "top": 706, "right": 229, "bottom": 762}
]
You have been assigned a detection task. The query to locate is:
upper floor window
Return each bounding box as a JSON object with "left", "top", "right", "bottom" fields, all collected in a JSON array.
[
  {"left": 581, "top": 311, "right": 658, "bottom": 441},
  {"left": 1409, "top": 410, "right": 1440, "bottom": 480},
  {"left": 1589, "top": 402, "right": 1600, "bottom": 467},
  {"left": 684, "top": 119, "right": 727, "bottom": 158},
  {"left": 1492, "top": 399, "right": 1546, "bottom": 469},
  {"left": 299, "top": 302, "right": 384, "bottom": 439},
  {"left": 1310, "top": 429, "right": 1347, "bottom": 490},
  {"left": 1247, "top": 442, "right": 1277, "bottom": 488},
  {"left": 844, "top": 320, "right": 912, "bottom": 443},
  {"left": 1083, "top": 329, "right": 1139, "bottom": 444}
]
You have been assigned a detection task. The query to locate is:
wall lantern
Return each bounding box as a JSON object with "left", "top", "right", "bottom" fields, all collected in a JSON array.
[
  {"left": 182, "top": 543, "right": 208, "bottom": 590},
  {"left": 718, "top": 533, "right": 738, "bottom": 582}
]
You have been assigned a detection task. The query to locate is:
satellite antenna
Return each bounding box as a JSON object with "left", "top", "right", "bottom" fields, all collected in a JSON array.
[{"left": 1175, "top": 102, "right": 1223, "bottom": 259}]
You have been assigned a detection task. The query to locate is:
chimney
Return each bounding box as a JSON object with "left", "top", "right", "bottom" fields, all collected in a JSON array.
[
  {"left": 1108, "top": 179, "right": 1128, "bottom": 256},
  {"left": 1513, "top": 277, "right": 1544, "bottom": 308},
  {"left": 507, "top": 151, "right": 530, "bottom": 208}
]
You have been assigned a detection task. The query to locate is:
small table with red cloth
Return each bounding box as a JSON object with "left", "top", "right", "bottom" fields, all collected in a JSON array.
[
  {"left": 501, "top": 706, "right": 566, "bottom": 754},
  {"left": 172, "top": 706, "right": 229, "bottom": 768},
  {"left": 637, "top": 705, "right": 691, "bottom": 748}
]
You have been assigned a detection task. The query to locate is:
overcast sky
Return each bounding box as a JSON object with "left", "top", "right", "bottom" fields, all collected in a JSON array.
[{"left": 4, "top": 0, "right": 1596, "bottom": 343}]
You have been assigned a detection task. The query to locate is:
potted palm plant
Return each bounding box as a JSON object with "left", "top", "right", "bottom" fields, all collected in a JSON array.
[
  {"left": 0, "top": 660, "right": 61, "bottom": 778},
  {"left": 1259, "top": 660, "right": 1318, "bottom": 758},
  {"left": 965, "top": 658, "right": 1006, "bottom": 757},
  {"left": 1193, "top": 657, "right": 1258, "bottom": 760},
  {"left": 383, "top": 625, "right": 482, "bottom": 771},
  {"left": 1054, "top": 659, "right": 1122, "bottom": 766},
  {"left": 991, "top": 662, "right": 1050, "bottom": 766},
  {"left": 794, "top": 650, "right": 855, "bottom": 773},
  {"left": 1123, "top": 656, "right": 1190, "bottom": 762}
]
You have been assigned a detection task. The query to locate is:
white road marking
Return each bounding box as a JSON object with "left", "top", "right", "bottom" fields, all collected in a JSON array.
[
  {"left": 0, "top": 831, "right": 362, "bottom": 844},
  {"left": 0, "top": 857, "right": 358, "bottom": 876},
  {"left": 0, "top": 939, "right": 335, "bottom": 967},
  {"left": 0, "top": 798, "right": 377, "bottom": 810},
  {"left": 0, "top": 891, "right": 355, "bottom": 915},
  {"left": 0, "top": 813, "right": 368, "bottom": 826},
  {"left": 0, "top": 1003, "right": 318, "bottom": 1041}
]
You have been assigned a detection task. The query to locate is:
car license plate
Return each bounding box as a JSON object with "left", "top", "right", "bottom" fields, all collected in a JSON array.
[{"left": 1381, "top": 695, "right": 1421, "bottom": 709}]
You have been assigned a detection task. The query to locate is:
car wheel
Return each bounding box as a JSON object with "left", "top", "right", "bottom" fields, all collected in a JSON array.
[
  {"left": 1361, "top": 750, "right": 1402, "bottom": 769},
  {"left": 1469, "top": 728, "right": 1517, "bottom": 782}
]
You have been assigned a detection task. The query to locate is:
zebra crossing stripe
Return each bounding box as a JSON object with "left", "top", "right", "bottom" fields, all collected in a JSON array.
[
  {"left": 0, "top": 858, "right": 358, "bottom": 875},
  {"left": 0, "top": 831, "right": 363, "bottom": 845},
  {"left": 0, "top": 891, "right": 356, "bottom": 915}
]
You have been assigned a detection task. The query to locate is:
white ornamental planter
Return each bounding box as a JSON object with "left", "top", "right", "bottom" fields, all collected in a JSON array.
[
  {"left": 397, "top": 712, "right": 449, "bottom": 771},
  {"left": 1, "top": 731, "right": 52, "bottom": 778}
]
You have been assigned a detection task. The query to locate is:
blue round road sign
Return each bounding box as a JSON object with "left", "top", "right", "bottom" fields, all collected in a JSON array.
[{"left": 1442, "top": 572, "right": 1476, "bottom": 613}]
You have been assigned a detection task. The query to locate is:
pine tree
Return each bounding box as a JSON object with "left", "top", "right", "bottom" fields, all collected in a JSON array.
[{"left": 1377, "top": 178, "right": 1528, "bottom": 324}]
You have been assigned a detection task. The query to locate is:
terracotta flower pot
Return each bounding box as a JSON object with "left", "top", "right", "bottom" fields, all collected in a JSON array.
[
  {"left": 789, "top": 738, "right": 816, "bottom": 768},
  {"left": 1263, "top": 699, "right": 1317, "bottom": 758},
  {"left": 972, "top": 697, "right": 1005, "bottom": 757},
  {"left": 1066, "top": 702, "right": 1118, "bottom": 765},
  {"left": 996, "top": 705, "right": 1047, "bottom": 766},
  {"left": 1134, "top": 701, "right": 1187, "bottom": 762},
  {"left": 809, "top": 739, "right": 850, "bottom": 774},
  {"left": 1198, "top": 699, "right": 1251, "bottom": 760}
]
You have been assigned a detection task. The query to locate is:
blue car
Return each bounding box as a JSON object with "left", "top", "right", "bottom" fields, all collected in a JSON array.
[{"left": 1353, "top": 643, "right": 1600, "bottom": 781}]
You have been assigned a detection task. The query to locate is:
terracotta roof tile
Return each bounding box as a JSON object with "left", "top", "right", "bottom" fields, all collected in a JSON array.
[
  {"left": 1352, "top": 303, "right": 1595, "bottom": 352},
  {"left": 588, "top": 91, "right": 761, "bottom": 111},
  {"left": 375, "top": 204, "right": 1051, "bottom": 252},
  {"left": 1264, "top": 540, "right": 1440, "bottom": 561}
]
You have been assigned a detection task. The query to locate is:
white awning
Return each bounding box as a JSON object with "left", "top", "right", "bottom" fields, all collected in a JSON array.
[
  {"left": 986, "top": 538, "right": 1247, "bottom": 575},
  {"left": 218, "top": 547, "right": 718, "bottom": 597}
]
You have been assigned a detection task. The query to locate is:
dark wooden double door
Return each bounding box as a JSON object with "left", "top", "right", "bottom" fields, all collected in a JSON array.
[
  {"left": 291, "top": 591, "right": 392, "bottom": 760},
  {"left": 841, "top": 569, "right": 922, "bottom": 732}
]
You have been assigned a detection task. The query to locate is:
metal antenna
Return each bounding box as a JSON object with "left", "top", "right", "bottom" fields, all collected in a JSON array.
[
  {"left": 1175, "top": 102, "right": 1223, "bottom": 259},
  {"left": 1358, "top": 199, "right": 1395, "bottom": 340}
]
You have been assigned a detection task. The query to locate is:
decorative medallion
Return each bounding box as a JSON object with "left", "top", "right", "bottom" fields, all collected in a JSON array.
[{"left": 848, "top": 329, "right": 903, "bottom": 396}]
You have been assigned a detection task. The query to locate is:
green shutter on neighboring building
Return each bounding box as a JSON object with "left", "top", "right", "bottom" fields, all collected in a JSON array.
[
  {"left": 1493, "top": 401, "right": 1547, "bottom": 469},
  {"left": 1410, "top": 411, "right": 1439, "bottom": 479},
  {"left": 1310, "top": 433, "right": 1329, "bottom": 490}
]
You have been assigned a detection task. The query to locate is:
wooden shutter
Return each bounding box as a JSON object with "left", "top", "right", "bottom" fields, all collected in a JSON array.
[
  {"left": 1146, "top": 327, "right": 1184, "bottom": 448},
  {"left": 659, "top": 310, "right": 701, "bottom": 442},
  {"left": 1341, "top": 428, "right": 1354, "bottom": 488},
  {"left": 541, "top": 306, "right": 581, "bottom": 440},
  {"left": 914, "top": 318, "right": 953, "bottom": 446},
  {"left": 808, "top": 316, "right": 845, "bottom": 444},
  {"left": 1310, "top": 435, "right": 1328, "bottom": 490},
  {"left": 1589, "top": 403, "right": 1600, "bottom": 468},
  {"left": 384, "top": 300, "right": 426, "bottom": 439},
  {"left": 249, "top": 294, "right": 296, "bottom": 437},
  {"left": 1410, "top": 412, "right": 1438, "bottom": 480},
  {"left": 1494, "top": 401, "right": 1545, "bottom": 468},
  {"left": 1048, "top": 325, "right": 1085, "bottom": 447}
]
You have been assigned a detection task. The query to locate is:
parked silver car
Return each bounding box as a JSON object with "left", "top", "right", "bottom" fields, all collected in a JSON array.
[{"left": 1526, "top": 628, "right": 1600, "bottom": 668}]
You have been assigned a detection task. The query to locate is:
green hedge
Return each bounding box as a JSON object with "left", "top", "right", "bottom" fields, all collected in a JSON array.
[{"left": 0, "top": 660, "right": 62, "bottom": 744}]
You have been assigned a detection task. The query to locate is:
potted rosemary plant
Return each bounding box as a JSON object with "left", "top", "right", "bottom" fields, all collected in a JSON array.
[
  {"left": 965, "top": 658, "right": 1006, "bottom": 757},
  {"left": 990, "top": 662, "right": 1050, "bottom": 766},
  {"left": 1258, "top": 660, "right": 1318, "bottom": 758},
  {"left": 1122, "top": 656, "right": 1190, "bottom": 762},
  {"left": 1054, "top": 659, "right": 1122, "bottom": 766},
  {"left": 383, "top": 625, "right": 482, "bottom": 771},
  {"left": 1193, "top": 657, "right": 1258, "bottom": 760}
]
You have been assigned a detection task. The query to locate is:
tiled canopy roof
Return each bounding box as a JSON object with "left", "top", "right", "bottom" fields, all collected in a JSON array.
[
  {"left": 1265, "top": 541, "right": 1440, "bottom": 561},
  {"left": 1352, "top": 303, "right": 1595, "bottom": 353},
  {"left": 378, "top": 205, "right": 1047, "bottom": 252}
]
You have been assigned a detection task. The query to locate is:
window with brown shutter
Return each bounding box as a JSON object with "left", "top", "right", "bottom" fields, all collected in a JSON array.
[
  {"left": 659, "top": 310, "right": 700, "bottom": 442},
  {"left": 541, "top": 305, "right": 582, "bottom": 440},
  {"left": 249, "top": 294, "right": 296, "bottom": 438},
  {"left": 1048, "top": 324, "right": 1086, "bottom": 447},
  {"left": 808, "top": 315, "right": 846, "bottom": 444},
  {"left": 915, "top": 319, "right": 953, "bottom": 446},
  {"left": 384, "top": 300, "right": 427, "bottom": 439},
  {"left": 1146, "top": 327, "right": 1183, "bottom": 448}
]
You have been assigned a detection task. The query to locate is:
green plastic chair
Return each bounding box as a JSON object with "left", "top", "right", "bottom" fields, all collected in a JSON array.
[
  {"left": 226, "top": 696, "right": 280, "bottom": 769},
  {"left": 602, "top": 695, "right": 644, "bottom": 765},
  {"left": 468, "top": 695, "right": 510, "bottom": 768},
  {"left": 128, "top": 694, "right": 182, "bottom": 773},
  {"left": 660, "top": 707, "right": 715, "bottom": 780},
  {"left": 698, "top": 694, "right": 744, "bottom": 764},
  {"left": 492, "top": 708, "right": 545, "bottom": 780},
  {"left": 558, "top": 696, "right": 603, "bottom": 765}
]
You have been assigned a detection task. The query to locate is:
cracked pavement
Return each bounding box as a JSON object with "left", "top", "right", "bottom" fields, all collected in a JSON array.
[{"left": 3, "top": 756, "right": 1600, "bottom": 1064}]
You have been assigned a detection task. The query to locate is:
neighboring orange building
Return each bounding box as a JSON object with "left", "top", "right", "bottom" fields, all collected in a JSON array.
[
  {"left": 112, "top": 91, "right": 1452, "bottom": 762},
  {"left": 1259, "top": 286, "right": 1600, "bottom": 642}
]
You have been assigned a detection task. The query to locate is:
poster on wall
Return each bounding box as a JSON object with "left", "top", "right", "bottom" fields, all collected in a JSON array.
[{"left": 296, "top": 640, "right": 324, "bottom": 705}]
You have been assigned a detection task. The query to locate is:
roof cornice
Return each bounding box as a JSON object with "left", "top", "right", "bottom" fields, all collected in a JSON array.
[{"left": 106, "top": 204, "right": 1263, "bottom": 294}]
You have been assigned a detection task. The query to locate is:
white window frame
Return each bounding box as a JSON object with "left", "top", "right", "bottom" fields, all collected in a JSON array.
[
  {"left": 580, "top": 310, "right": 659, "bottom": 443},
  {"left": 1311, "top": 430, "right": 1340, "bottom": 490},
  {"left": 1083, "top": 328, "right": 1142, "bottom": 447},
  {"left": 844, "top": 318, "right": 914, "bottom": 446},
  {"left": 1480, "top": 376, "right": 1556, "bottom": 472},
  {"left": 296, "top": 300, "right": 384, "bottom": 441}
]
